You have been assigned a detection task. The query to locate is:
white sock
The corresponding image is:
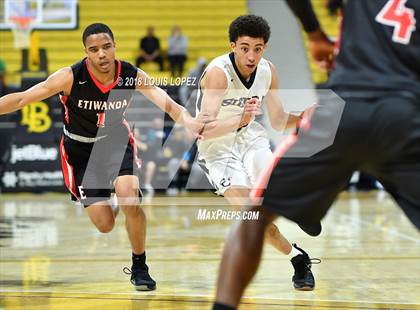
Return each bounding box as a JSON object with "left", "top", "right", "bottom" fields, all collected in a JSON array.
[{"left": 288, "top": 244, "right": 303, "bottom": 259}]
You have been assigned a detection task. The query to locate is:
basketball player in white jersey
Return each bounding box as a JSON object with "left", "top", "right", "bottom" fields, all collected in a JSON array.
[{"left": 196, "top": 15, "right": 318, "bottom": 292}]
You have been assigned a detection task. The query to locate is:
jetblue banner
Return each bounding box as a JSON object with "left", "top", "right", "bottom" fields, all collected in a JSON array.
[
  {"left": 0, "top": 78, "right": 64, "bottom": 193},
  {"left": 1, "top": 143, "right": 64, "bottom": 192}
]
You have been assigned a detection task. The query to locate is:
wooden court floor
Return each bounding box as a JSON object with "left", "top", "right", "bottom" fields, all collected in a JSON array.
[{"left": 0, "top": 191, "right": 419, "bottom": 309}]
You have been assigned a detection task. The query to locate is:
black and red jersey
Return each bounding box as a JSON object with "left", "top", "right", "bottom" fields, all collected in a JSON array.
[
  {"left": 60, "top": 58, "right": 138, "bottom": 138},
  {"left": 327, "top": 0, "right": 420, "bottom": 97}
]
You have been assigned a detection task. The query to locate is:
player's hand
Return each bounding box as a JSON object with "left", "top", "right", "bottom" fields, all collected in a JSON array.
[
  {"left": 240, "top": 98, "right": 262, "bottom": 127},
  {"left": 184, "top": 112, "right": 214, "bottom": 139},
  {"left": 308, "top": 30, "right": 336, "bottom": 72},
  {"left": 244, "top": 98, "right": 262, "bottom": 115},
  {"left": 298, "top": 102, "right": 317, "bottom": 131}
]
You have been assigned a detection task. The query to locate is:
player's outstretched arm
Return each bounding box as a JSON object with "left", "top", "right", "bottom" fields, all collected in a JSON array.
[
  {"left": 197, "top": 67, "right": 254, "bottom": 140},
  {"left": 135, "top": 69, "right": 211, "bottom": 137},
  {"left": 266, "top": 63, "right": 317, "bottom": 131},
  {"left": 0, "top": 67, "right": 73, "bottom": 115},
  {"left": 265, "top": 62, "right": 302, "bottom": 131}
]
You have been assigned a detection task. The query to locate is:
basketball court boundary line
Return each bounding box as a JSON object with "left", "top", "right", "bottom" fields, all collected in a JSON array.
[{"left": 1, "top": 291, "right": 418, "bottom": 309}]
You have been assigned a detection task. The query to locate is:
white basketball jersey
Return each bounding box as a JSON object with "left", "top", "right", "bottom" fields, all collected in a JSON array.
[{"left": 196, "top": 52, "right": 272, "bottom": 151}]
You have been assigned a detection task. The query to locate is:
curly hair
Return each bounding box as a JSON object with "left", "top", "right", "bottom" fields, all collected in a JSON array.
[{"left": 229, "top": 15, "right": 271, "bottom": 43}]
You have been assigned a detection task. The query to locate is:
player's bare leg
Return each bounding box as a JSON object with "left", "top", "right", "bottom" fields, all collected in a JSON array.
[
  {"left": 214, "top": 206, "right": 276, "bottom": 308},
  {"left": 223, "top": 186, "right": 317, "bottom": 292},
  {"left": 115, "top": 175, "right": 145, "bottom": 254},
  {"left": 224, "top": 187, "right": 291, "bottom": 255},
  {"left": 115, "top": 175, "right": 156, "bottom": 291},
  {"left": 85, "top": 200, "right": 115, "bottom": 233},
  {"left": 264, "top": 221, "right": 293, "bottom": 254}
]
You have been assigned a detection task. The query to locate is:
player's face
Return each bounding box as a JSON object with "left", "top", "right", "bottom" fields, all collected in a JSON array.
[
  {"left": 84, "top": 33, "right": 116, "bottom": 73},
  {"left": 231, "top": 36, "right": 266, "bottom": 77}
]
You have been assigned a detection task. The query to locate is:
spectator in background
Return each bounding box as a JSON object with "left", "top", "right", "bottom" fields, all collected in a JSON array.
[
  {"left": 132, "top": 127, "right": 156, "bottom": 196},
  {"left": 0, "top": 58, "right": 6, "bottom": 96},
  {"left": 147, "top": 117, "right": 166, "bottom": 144},
  {"left": 136, "top": 26, "right": 164, "bottom": 71},
  {"left": 167, "top": 129, "right": 204, "bottom": 195},
  {"left": 0, "top": 59, "right": 18, "bottom": 96},
  {"left": 167, "top": 26, "right": 188, "bottom": 77},
  {"left": 139, "top": 118, "right": 168, "bottom": 196}
]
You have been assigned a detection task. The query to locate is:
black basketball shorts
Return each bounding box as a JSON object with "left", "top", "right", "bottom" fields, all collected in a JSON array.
[{"left": 59, "top": 131, "right": 141, "bottom": 207}]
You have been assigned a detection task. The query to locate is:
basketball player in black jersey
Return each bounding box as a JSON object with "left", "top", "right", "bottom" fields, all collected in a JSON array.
[
  {"left": 212, "top": 1, "right": 420, "bottom": 309},
  {"left": 0, "top": 23, "right": 209, "bottom": 291}
]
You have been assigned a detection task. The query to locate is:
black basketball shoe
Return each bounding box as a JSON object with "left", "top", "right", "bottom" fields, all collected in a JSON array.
[
  {"left": 290, "top": 244, "right": 321, "bottom": 291},
  {"left": 123, "top": 264, "right": 156, "bottom": 291}
]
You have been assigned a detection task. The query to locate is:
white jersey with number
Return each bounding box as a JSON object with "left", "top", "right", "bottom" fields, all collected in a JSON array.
[{"left": 195, "top": 52, "right": 274, "bottom": 195}]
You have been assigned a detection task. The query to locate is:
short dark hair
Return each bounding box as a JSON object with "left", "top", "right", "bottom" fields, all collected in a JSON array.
[
  {"left": 229, "top": 15, "right": 271, "bottom": 43},
  {"left": 82, "top": 23, "right": 114, "bottom": 46}
]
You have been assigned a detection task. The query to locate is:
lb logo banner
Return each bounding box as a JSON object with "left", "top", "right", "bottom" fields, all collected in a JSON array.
[{"left": 21, "top": 102, "right": 52, "bottom": 133}]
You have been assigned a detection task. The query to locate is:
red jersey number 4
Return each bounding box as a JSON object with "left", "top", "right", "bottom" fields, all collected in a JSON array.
[{"left": 376, "top": 0, "right": 416, "bottom": 45}]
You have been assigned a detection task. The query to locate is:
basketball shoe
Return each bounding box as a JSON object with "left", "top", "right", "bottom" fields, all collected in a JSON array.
[
  {"left": 123, "top": 263, "right": 156, "bottom": 291},
  {"left": 291, "top": 244, "right": 321, "bottom": 291}
]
